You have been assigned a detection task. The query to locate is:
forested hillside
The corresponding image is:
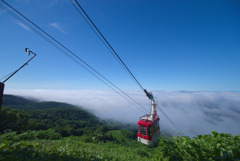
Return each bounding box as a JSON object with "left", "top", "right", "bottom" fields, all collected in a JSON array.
[
  {"left": 0, "top": 95, "right": 239, "bottom": 160},
  {"left": 1, "top": 95, "right": 103, "bottom": 136}
]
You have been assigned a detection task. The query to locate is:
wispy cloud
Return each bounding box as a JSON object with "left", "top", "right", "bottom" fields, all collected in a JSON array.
[
  {"left": 18, "top": 22, "right": 31, "bottom": 31},
  {"left": 5, "top": 89, "right": 240, "bottom": 137},
  {"left": 49, "top": 22, "right": 66, "bottom": 33},
  {"left": 11, "top": 19, "right": 31, "bottom": 31}
]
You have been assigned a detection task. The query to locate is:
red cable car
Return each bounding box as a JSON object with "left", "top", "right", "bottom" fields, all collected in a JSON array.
[{"left": 137, "top": 91, "right": 160, "bottom": 145}]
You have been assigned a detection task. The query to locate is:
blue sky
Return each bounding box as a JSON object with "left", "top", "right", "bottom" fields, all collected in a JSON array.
[{"left": 0, "top": 0, "right": 240, "bottom": 91}]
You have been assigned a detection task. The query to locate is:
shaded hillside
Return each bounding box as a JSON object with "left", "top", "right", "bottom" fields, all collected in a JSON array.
[
  {"left": 2, "top": 94, "right": 35, "bottom": 107},
  {"left": 1, "top": 95, "right": 139, "bottom": 138},
  {"left": 3, "top": 94, "right": 84, "bottom": 110},
  {"left": 2, "top": 95, "right": 103, "bottom": 136}
]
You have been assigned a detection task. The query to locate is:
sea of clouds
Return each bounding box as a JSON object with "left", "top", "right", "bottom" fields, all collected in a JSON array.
[{"left": 6, "top": 89, "right": 240, "bottom": 137}]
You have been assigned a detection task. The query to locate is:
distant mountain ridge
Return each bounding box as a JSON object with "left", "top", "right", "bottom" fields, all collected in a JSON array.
[
  {"left": 3, "top": 94, "right": 81, "bottom": 110},
  {"left": 3, "top": 94, "right": 35, "bottom": 106}
]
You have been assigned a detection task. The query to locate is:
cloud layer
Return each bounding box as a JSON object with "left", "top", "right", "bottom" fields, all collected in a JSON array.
[{"left": 5, "top": 89, "right": 240, "bottom": 137}]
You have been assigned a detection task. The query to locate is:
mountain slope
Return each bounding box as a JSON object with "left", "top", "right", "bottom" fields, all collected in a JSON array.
[{"left": 2, "top": 95, "right": 103, "bottom": 136}]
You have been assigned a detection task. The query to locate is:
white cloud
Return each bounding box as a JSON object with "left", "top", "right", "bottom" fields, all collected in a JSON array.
[
  {"left": 11, "top": 20, "right": 31, "bottom": 31},
  {"left": 18, "top": 22, "right": 31, "bottom": 31},
  {"left": 5, "top": 89, "right": 240, "bottom": 137},
  {"left": 49, "top": 22, "right": 66, "bottom": 33}
]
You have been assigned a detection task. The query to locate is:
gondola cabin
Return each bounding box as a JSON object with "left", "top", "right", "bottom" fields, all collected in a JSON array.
[
  {"left": 137, "top": 91, "right": 160, "bottom": 145},
  {"left": 137, "top": 114, "right": 160, "bottom": 145}
]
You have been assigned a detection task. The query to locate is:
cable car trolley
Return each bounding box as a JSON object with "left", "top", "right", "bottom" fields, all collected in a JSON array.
[{"left": 137, "top": 90, "right": 160, "bottom": 145}]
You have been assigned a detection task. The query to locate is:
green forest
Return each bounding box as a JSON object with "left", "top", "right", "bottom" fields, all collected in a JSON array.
[{"left": 0, "top": 95, "right": 239, "bottom": 160}]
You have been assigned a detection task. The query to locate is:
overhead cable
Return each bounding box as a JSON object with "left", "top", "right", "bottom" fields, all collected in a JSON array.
[
  {"left": 70, "top": 0, "right": 181, "bottom": 133},
  {"left": 0, "top": 71, "right": 15, "bottom": 82},
  {"left": 160, "top": 121, "right": 177, "bottom": 133},
  {"left": 157, "top": 104, "right": 180, "bottom": 132},
  {"left": 70, "top": 0, "right": 146, "bottom": 92},
  {"left": 0, "top": 1, "right": 149, "bottom": 114}
]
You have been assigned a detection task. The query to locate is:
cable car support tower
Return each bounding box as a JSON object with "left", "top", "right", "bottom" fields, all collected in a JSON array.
[{"left": 0, "top": 48, "right": 37, "bottom": 109}]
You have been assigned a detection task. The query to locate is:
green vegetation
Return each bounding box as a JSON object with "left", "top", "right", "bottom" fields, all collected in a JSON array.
[
  {"left": 0, "top": 95, "right": 240, "bottom": 160},
  {"left": 0, "top": 107, "right": 29, "bottom": 133},
  {"left": 156, "top": 131, "right": 240, "bottom": 160},
  {"left": 1, "top": 95, "right": 107, "bottom": 137},
  {"left": 0, "top": 130, "right": 155, "bottom": 161}
]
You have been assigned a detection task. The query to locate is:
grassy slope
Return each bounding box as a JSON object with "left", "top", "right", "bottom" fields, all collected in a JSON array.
[{"left": 1, "top": 139, "right": 155, "bottom": 161}]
